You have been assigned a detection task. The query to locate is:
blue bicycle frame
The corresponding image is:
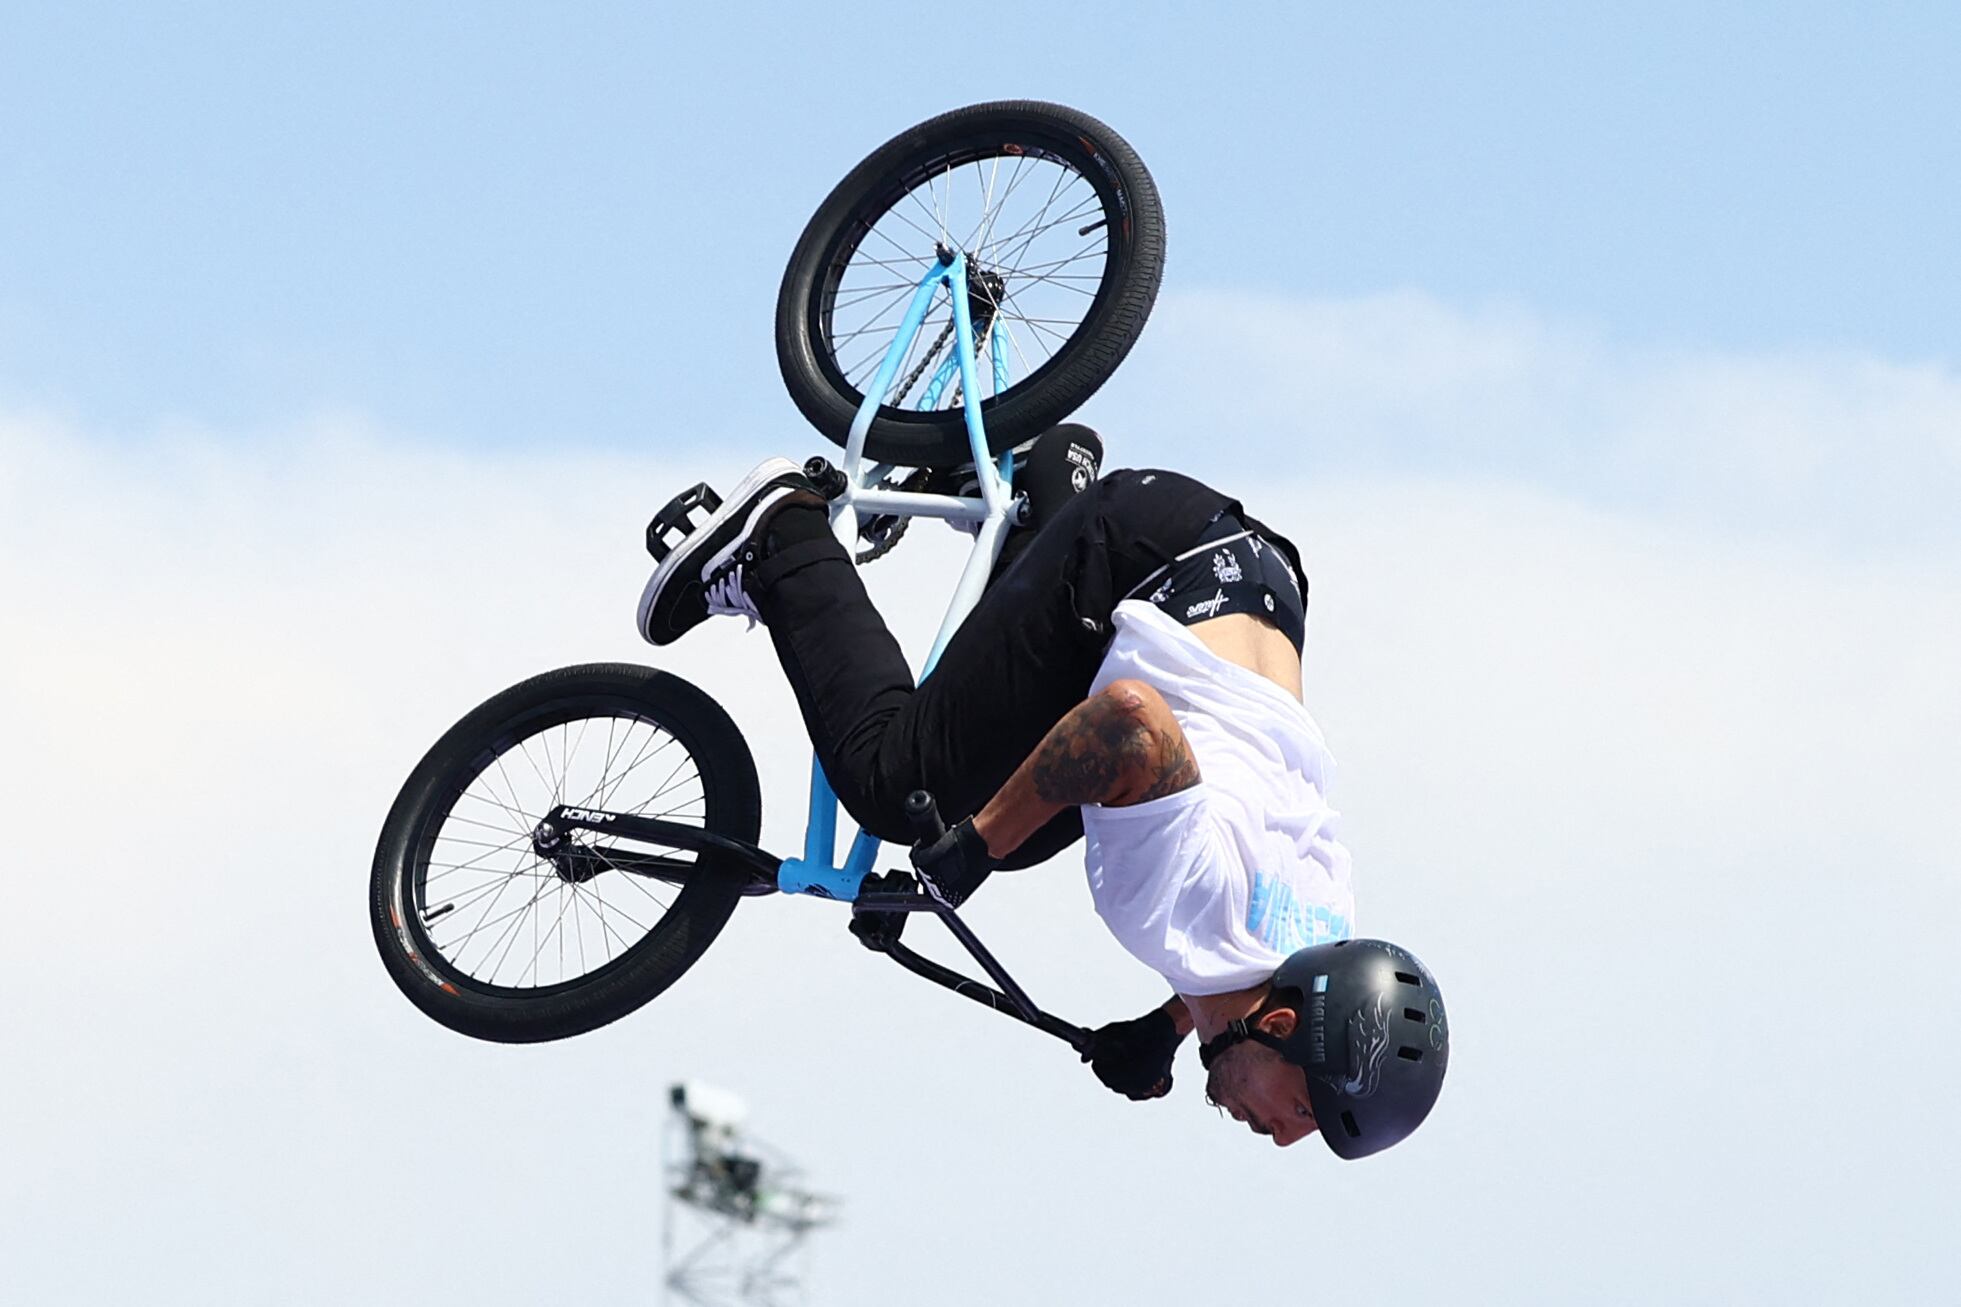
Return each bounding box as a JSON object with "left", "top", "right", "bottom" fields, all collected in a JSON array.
[
  {"left": 775, "top": 248, "right": 1016, "bottom": 902},
  {"left": 535, "top": 247, "right": 1092, "bottom": 1051}
]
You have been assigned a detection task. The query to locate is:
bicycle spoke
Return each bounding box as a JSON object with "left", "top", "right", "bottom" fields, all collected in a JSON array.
[
  {"left": 423, "top": 860, "right": 531, "bottom": 891},
  {"left": 595, "top": 733, "right": 685, "bottom": 810},
  {"left": 453, "top": 869, "right": 541, "bottom": 977},
  {"left": 462, "top": 764, "right": 529, "bottom": 832},
  {"left": 554, "top": 877, "right": 567, "bottom": 981},
  {"left": 999, "top": 282, "right": 1090, "bottom": 348},
  {"left": 426, "top": 831, "right": 535, "bottom": 879},
  {"left": 862, "top": 220, "right": 931, "bottom": 269},
  {"left": 841, "top": 320, "right": 924, "bottom": 388},
  {"left": 521, "top": 871, "right": 568, "bottom": 981},
  {"left": 618, "top": 744, "right": 696, "bottom": 817},
  {"left": 513, "top": 738, "right": 558, "bottom": 807},
  {"left": 973, "top": 154, "right": 998, "bottom": 250},
  {"left": 1006, "top": 247, "right": 1107, "bottom": 277},
  {"left": 583, "top": 859, "right": 657, "bottom": 933},
  {"left": 593, "top": 847, "right": 677, "bottom": 916},
  {"left": 484, "top": 753, "right": 536, "bottom": 829},
  {"left": 830, "top": 280, "right": 920, "bottom": 312},
  {"left": 1015, "top": 315, "right": 1074, "bottom": 349},
  {"left": 877, "top": 202, "right": 943, "bottom": 257},
  {"left": 904, "top": 185, "right": 943, "bottom": 247},
  {"left": 582, "top": 724, "right": 662, "bottom": 808},
  {"left": 483, "top": 875, "right": 556, "bottom": 983},
  {"left": 414, "top": 705, "right": 711, "bottom": 989},
  {"left": 817, "top": 143, "right": 1114, "bottom": 414},
  {"left": 828, "top": 284, "right": 931, "bottom": 350},
  {"left": 1003, "top": 247, "right": 1105, "bottom": 299},
  {"left": 839, "top": 250, "right": 940, "bottom": 275},
  {"left": 579, "top": 721, "right": 662, "bottom": 813},
  {"left": 438, "top": 808, "right": 538, "bottom": 840},
  {"left": 942, "top": 154, "right": 955, "bottom": 243},
  {"left": 590, "top": 896, "right": 637, "bottom": 959},
  {"left": 427, "top": 832, "right": 539, "bottom": 855},
  {"left": 427, "top": 866, "right": 545, "bottom": 921},
  {"left": 841, "top": 303, "right": 946, "bottom": 390},
  {"left": 995, "top": 316, "right": 1037, "bottom": 380},
  {"left": 592, "top": 847, "right": 675, "bottom": 915},
  {"left": 988, "top": 194, "right": 1103, "bottom": 275},
  {"left": 965, "top": 152, "right": 1037, "bottom": 251},
  {"left": 595, "top": 715, "right": 622, "bottom": 814},
  {"left": 461, "top": 779, "right": 533, "bottom": 852},
  {"left": 976, "top": 165, "right": 1071, "bottom": 267},
  {"left": 626, "top": 789, "right": 705, "bottom": 822},
  {"left": 563, "top": 716, "right": 594, "bottom": 798}
]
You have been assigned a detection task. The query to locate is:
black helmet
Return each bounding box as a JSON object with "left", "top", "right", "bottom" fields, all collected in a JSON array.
[{"left": 1198, "top": 939, "right": 1449, "bottom": 1159}]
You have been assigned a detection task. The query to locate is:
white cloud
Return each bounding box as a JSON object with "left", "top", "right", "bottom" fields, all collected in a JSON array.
[
  {"left": 1097, "top": 290, "right": 1961, "bottom": 555},
  {"left": 3, "top": 303, "right": 1957, "bottom": 1305}
]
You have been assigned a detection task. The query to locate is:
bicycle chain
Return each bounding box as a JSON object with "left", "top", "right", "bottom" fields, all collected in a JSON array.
[{"left": 890, "top": 318, "right": 955, "bottom": 407}]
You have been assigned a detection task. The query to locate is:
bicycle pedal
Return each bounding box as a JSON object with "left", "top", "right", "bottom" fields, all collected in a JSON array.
[{"left": 645, "top": 482, "right": 724, "bottom": 562}]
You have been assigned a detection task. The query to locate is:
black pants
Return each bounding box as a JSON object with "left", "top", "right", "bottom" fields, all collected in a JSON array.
[{"left": 747, "top": 468, "right": 1305, "bottom": 869}]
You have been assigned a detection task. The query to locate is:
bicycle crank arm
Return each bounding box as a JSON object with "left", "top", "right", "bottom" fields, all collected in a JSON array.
[{"left": 536, "top": 804, "right": 781, "bottom": 894}]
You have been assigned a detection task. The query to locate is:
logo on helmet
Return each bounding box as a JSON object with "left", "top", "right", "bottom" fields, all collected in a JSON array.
[
  {"left": 1341, "top": 994, "right": 1392, "bottom": 1099},
  {"left": 1307, "top": 989, "right": 1328, "bottom": 1066}
]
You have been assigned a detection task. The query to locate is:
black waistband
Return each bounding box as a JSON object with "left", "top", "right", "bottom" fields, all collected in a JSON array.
[{"left": 1124, "top": 513, "right": 1306, "bottom": 652}]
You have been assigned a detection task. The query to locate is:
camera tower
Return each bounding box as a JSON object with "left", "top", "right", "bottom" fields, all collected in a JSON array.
[{"left": 661, "top": 1082, "right": 839, "bottom": 1307}]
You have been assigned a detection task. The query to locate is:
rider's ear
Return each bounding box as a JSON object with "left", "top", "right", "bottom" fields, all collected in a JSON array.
[{"left": 1256, "top": 1008, "right": 1299, "bottom": 1039}]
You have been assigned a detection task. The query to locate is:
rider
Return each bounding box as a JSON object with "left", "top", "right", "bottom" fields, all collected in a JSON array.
[{"left": 636, "top": 428, "right": 1449, "bottom": 1157}]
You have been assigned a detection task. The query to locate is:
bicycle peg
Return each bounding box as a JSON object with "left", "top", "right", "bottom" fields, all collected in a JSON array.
[{"left": 904, "top": 790, "right": 947, "bottom": 845}]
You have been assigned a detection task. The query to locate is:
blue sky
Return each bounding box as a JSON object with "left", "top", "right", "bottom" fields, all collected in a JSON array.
[{"left": 4, "top": 1, "right": 1957, "bottom": 451}]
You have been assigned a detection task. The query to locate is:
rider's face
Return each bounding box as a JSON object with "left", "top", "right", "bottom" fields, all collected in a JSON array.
[{"left": 1204, "top": 1026, "right": 1320, "bottom": 1148}]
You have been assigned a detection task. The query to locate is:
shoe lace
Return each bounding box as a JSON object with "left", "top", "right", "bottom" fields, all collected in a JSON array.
[{"left": 703, "top": 560, "right": 761, "bottom": 631}]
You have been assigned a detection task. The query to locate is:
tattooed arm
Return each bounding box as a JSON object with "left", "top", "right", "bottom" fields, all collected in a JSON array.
[{"left": 970, "top": 678, "right": 1201, "bottom": 858}]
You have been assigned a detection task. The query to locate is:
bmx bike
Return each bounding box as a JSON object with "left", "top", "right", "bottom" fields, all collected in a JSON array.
[{"left": 369, "top": 101, "right": 1166, "bottom": 1051}]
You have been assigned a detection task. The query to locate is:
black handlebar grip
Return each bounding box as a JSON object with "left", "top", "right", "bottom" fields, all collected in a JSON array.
[{"left": 904, "top": 790, "right": 947, "bottom": 845}]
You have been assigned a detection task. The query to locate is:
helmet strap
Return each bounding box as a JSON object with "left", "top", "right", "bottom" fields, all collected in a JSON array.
[{"left": 1197, "top": 1017, "right": 1291, "bottom": 1070}]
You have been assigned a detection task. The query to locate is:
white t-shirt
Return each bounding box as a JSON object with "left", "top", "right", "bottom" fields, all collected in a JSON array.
[{"left": 1080, "top": 600, "right": 1355, "bottom": 996}]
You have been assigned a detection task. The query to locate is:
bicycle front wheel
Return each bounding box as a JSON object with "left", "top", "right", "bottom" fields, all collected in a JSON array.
[
  {"left": 776, "top": 100, "right": 1165, "bottom": 467},
  {"left": 370, "top": 663, "right": 760, "bottom": 1043}
]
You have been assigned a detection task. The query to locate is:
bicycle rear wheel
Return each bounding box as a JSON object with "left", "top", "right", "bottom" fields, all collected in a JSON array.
[
  {"left": 370, "top": 663, "right": 760, "bottom": 1043},
  {"left": 776, "top": 100, "right": 1165, "bottom": 467}
]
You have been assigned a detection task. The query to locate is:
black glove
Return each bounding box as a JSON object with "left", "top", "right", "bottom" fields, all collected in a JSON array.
[
  {"left": 1082, "top": 1008, "right": 1183, "bottom": 1100},
  {"left": 909, "top": 817, "right": 996, "bottom": 909}
]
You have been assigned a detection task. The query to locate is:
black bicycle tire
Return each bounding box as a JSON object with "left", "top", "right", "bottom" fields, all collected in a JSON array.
[
  {"left": 776, "top": 100, "right": 1165, "bottom": 467},
  {"left": 369, "top": 663, "right": 759, "bottom": 1044}
]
